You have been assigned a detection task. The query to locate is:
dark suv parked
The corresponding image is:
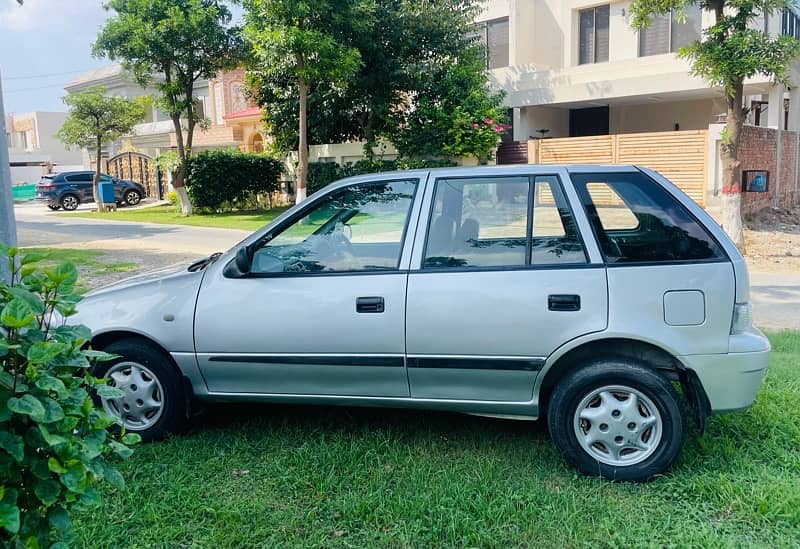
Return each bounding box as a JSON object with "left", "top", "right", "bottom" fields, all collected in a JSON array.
[{"left": 35, "top": 171, "right": 146, "bottom": 211}]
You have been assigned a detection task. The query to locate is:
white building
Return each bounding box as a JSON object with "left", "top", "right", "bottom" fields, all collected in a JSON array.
[
  {"left": 5, "top": 111, "right": 84, "bottom": 184},
  {"left": 477, "top": 0, "right": 800, "bottom": 140}
]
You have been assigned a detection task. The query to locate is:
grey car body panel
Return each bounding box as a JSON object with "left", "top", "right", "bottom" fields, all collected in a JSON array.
[
  {"left": 73, "top": 164, "right": 771, "bottom": 419},
  {"left": 73, "top": 267, "right": 203, "bottom": 354}
]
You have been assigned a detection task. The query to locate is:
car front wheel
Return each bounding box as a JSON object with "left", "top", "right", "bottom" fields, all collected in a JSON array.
[
  {"left": 547, "top": 359, "right": 685, "bottom": 482},
  {"left": 92, "top": 338, "right": 186, "bottom": 441},
  {"left": 124, "top": 189, "right": 142, "bottom": 206}
]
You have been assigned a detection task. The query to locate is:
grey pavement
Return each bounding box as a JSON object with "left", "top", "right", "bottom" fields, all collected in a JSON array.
[
  {"left": 11, "top": 201, "right": 800, "bottom": 330},
  {"left": 750, "top": 271, "right": 800, "bottom": 331}
]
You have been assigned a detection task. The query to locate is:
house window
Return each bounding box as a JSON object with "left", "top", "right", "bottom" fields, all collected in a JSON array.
[
  {"left": 213, "top": 82, "right": 225, "bottom": 126},
  {"left": 579, "top": 5, "right": 610, "bottom": 65},
  {"left": 472, "top": 17, "right": 510, "bottom": 69},
  {"left": 639, "top": 6, "right": 702, "bottom": 57},
  {"left": 230, "top": 82, "right": 247, "bottom": 113},
  {"left": 782, "top": 8, "right": 800, "bottom": 39}
]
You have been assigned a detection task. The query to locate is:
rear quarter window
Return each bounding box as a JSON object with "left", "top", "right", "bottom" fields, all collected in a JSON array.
[{"left": 571, "top": 172, "right": 726, "bottom": 264}]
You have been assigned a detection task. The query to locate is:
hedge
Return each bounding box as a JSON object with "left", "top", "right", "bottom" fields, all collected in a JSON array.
[
  {"left": 307, "top": 158, "right": 457, "bottom": 194},
  {"left": 186, "top": 150, "right": 283, "bottom": 211}
]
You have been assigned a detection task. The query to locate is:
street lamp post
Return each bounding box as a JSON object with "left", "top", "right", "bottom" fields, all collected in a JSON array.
[{"left": 0, "top": 68, "right": 19, "bottom": 283}]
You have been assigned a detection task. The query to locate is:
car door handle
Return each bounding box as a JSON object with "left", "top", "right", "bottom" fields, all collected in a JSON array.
[
  {"left": 548, "top": 294, "right": 581, "bottom": 312},
  {"left": 356, "top": 296, "right": 385, "bottom": 313}
]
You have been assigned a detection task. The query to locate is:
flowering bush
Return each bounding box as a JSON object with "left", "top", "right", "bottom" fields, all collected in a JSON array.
[
  {"left": 0, "top": 246, "right": 138, "bottom": 547},
  {"left": 443, "top": 107, "right": 510, "bottom": 162}
]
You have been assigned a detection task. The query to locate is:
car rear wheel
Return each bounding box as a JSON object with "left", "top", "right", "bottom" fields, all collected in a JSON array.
[
  {"left": 60, "top": 194, "right": 79, "bottom": 211},
  {"left": 124, "top": 189, "right": 142, "bottom": 206},
  {"left": 92, "top": 338, "right": 186, "bottom": 441},
  {"left": 547, "top": 359, "right": 685, "bottom": 482}
]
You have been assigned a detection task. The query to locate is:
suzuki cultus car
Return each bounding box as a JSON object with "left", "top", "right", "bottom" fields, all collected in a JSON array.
[{"left": 73, "top": 165, "right": 770, "bottom": 481}]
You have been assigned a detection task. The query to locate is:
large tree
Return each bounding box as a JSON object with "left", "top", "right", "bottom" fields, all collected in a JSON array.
[
  {"left": 94, "top": 0, "right": 243, "bottom": 215},
  {"left": 245, "top": 0, "right": 505, "bottom": 167},
  {"left": 244, "top": 0, "right": 364, "bottom": 203},
  {"left": 57, "top": 87, "right": 145, "bottom": 212},
  {"left": 630, "top": 0, "right": 800, "bottom": 247}
]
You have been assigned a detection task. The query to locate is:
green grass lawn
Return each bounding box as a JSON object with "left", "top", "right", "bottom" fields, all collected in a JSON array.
[
  {"left": 64, "top": 205, "right": 289, "bottom": 231},
  {"left": 70, "top": 332, "right": 800, "bottom": 547},
  {"left": 24, "top": 248, "right": 137, "bottom": 293}
]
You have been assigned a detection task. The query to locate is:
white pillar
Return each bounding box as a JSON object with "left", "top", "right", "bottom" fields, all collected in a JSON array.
[
  {"left": 767, "top": 84, "right": 785, "bottom": 129},
  {"left": 788, "top": 87, "right": 800, "bottom": 131}
]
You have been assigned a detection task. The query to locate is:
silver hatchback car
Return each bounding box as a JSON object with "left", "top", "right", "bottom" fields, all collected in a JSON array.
[{"left": 74, "top": 165, "right": 770, "bottom": 481}]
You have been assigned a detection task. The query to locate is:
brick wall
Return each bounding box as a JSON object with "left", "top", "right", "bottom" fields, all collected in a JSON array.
[{"left": 738, "top": 125, "right": 799, "bottom": 215}]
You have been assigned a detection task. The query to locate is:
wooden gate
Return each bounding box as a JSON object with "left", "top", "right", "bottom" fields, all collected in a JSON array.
[
  {"left": 529, "top": 130, "right": 708, "bottom": 206},
  {"left": 106, "top": 151, "right": 162, "bottom": 199}
]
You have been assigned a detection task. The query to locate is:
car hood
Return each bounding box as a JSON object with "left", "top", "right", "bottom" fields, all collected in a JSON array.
[{"left": 85, "top": 262, "right": 196, "bottom": 297}]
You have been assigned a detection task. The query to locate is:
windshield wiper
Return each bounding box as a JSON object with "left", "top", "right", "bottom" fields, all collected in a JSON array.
[{"left": 188, "top": 252, "right": 222, "bottom": 272}]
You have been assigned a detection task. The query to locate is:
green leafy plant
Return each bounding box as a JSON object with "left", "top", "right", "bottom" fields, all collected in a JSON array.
[
  {"left": 186, "top": 150, "right": 283, "bottom": 212},
  {"left": 0, "top": 246, "right": 138, "bottom": 548}
]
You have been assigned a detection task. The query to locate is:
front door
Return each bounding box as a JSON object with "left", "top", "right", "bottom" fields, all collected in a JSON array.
[
  {"left": 194, "top": 178, "right": 420, "bottom": 397},
  {"left": 406, "top": 174, "right": 608, "bottom": 402}
]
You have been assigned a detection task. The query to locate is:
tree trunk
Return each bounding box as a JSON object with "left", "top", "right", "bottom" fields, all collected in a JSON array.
[
  {"left": 296, "top": 79, "right": 309, "bottom": 204},
  {"left": 170, "top": 113, "right": 193, "bottom": 216},
  {"left": 720, "top": 80, "right": 745, "bottom": 249},
  {"left": 94, "top": 136, "right": 106, "bottom": 213}
]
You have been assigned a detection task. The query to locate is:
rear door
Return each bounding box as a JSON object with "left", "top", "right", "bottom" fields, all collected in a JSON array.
[
  {"left": 64, "top": 173, "right": 94, "bottom": 201},
  {"left": 405, "top": 169, "right": 608, "bottom": 402}
]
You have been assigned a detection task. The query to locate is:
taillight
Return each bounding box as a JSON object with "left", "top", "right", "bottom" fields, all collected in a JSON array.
[
  {"left": 37, "top": 184, "right": 56, "bottom": 191},
  {"left": 731, "top": 303, "right": 752, "bottom": 334}
]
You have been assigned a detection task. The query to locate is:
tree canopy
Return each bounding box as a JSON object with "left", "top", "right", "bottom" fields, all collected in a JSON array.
[{"left": 245, "top": 0, "right": 506, "bottom": 161}]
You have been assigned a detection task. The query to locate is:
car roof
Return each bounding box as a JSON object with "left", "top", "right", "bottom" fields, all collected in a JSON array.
[{"left": 326, "top": 164, "right": 642, "bottom": 189}]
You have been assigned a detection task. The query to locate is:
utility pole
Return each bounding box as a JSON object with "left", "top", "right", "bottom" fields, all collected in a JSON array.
[{"left": 0, "top": 68, "right": 19, "bottom": 283}]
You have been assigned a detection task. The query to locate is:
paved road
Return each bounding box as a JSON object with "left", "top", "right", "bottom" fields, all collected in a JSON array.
[
  {"left": 14, "top": 201, "right": 248, "bottom": 256},
  {"left": 11, "top": 201, "right": 799, "bottom": 330},
  {"left": 750, "top": 271, "right": 800, "bottom": 331}
]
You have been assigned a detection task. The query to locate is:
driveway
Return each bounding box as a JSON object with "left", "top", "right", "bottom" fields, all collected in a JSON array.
[
  {"left": 14, "top": 201, "right": 247, "bottom": 256},
  {"left": 11, "top": 201, "right": 800, "bottom": 330}
]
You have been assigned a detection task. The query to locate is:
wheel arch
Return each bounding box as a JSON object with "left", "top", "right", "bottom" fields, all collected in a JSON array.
[
  {"left": 536, "top": 335, "right": 687, "bottom": 410},
  {"left": 91, "top": 330, "right": 181, "bottom": 377}
]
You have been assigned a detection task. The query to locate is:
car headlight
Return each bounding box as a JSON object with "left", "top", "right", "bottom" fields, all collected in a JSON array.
[{"left": 731, "top": 303, "right": 752, "bottom": 334}]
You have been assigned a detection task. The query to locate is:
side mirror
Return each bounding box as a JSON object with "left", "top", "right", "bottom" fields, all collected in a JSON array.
[
  {"left": 235, "top": 246, "right": 252, "bottom": 275},
  {"left": 223, "top": 246, "right": 252, "bottom": 278}
]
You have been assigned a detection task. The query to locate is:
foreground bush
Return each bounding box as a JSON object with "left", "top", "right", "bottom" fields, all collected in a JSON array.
[
  {"left": 186, "top": 150, "right": 283, "bottom": 212},
  {"left": 307, "top": 158, "right": 457, "bottom": 194},
  {"left": 0, "top": 246, "right": 138, "bottom": 547}
]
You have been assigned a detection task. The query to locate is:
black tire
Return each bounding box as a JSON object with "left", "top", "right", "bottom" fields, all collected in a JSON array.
[
  {"left": 60, "top": 194, "right": 80, "bottom": 211},
  {"left": 47, "top": 204, "right": 60, "bottom": 211},
  {"left": 92, "top": 338, "right": 186, "bottom": 441},
  {"left": 124, "top": 189, "right": 142, "bottom": 206},
  {"left": 547, "top": 359, "right": 685, "bottom": 482}
]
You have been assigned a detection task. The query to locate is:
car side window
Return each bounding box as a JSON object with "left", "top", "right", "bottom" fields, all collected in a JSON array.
[
  {"left": 423, "top": 175, "right": 587, "bottom": 269},
  {"left": 65, "top": 173, "right": 92, "bottom": 183},
  {"left": 531, "top": 176, "right": 587, "bottom": 265},
  {"left": 424, "top": 176, "right": 529, "bottom": 268},
  {"left": 250, "top": 180, "right": 417, "bottom": 274},
  {"left": 571, "top": 172, "right": 725, "bottom": 263}
]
